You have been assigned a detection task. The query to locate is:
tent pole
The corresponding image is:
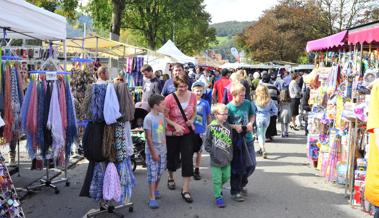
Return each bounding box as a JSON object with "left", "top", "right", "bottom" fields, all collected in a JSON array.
[
  {"left": 63, "top": 39, "right": 67, "bottom": 72},
  {"left": 96, "top": 37, "right": 99, "bottom": 59}
]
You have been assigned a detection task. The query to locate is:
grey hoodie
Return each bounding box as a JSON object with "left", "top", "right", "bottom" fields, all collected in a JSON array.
[{"left": 204, "top": 120, "right": 233, "bottom": 167}]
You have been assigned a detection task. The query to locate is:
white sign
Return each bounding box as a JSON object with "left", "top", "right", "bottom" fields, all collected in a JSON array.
[
  {"left": 231, "top": 47, "right": 239, "bottom": 58},
  {"left": 46, "top": 71, "right": 57, "bottom": 81}
]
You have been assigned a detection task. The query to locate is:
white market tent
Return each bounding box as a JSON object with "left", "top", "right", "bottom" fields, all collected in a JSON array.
[
  {"left": 157, "top": 40, "right": 196, "bottom": 64},
  {"left": 0, "top": 0, "right": 67, "bottom": 40}
]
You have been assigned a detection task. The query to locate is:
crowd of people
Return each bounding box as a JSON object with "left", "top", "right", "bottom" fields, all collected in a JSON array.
[{"left": 140, "top": 63, "right": 309, "bottom": 209}]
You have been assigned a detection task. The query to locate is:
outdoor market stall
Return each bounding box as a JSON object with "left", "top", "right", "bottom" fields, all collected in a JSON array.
[
  {"left": 0, "top": 0, "right": 70, "bottom": 216},
  {"left": 305, "top": 20, "right": 379, "bottom": 216}
]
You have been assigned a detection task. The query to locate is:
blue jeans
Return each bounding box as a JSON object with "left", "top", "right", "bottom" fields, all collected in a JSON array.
[
  {"left": 375, "top": 207, "right": 379, "bottom": 218},
  {"left": 256, "top": 115, "right": 270, "bottom": 147}
]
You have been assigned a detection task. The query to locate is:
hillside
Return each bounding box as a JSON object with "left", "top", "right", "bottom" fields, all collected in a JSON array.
[
  {"left": 209, "top": 21, "right": 253, "bottom": 62},
  {"left": 210, "top": 21, "right": 253, "bottom": 37}
]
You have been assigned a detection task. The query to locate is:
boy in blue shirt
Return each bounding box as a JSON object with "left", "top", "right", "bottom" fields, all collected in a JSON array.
[
  {"left": 143, "top": 94, "right": 167, "bottom": 209},
  {"left": 192, "top": 81, "right": 211, "bottom": 180}
]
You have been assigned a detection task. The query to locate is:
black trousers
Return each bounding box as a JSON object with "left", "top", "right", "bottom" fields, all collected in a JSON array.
[{"left": 166, "top": 134, "right": 194, "bottom": 177}]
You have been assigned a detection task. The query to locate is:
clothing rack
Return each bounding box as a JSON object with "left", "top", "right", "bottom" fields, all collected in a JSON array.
[{"left": 24, "top": 71, "right": 71, "bottom": 195}]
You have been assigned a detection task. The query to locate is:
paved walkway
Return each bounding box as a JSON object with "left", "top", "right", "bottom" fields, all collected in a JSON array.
[{"left": 17, "top": 129, "right": 370, "bottom": 218}]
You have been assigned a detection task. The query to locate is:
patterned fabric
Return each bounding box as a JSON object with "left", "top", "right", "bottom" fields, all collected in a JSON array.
[
  {"left": 103, "top": 163, "right": 121, "bottom": 202},
  {"left": 3, "top": 65, "right": 13, "bottom": 143},
  {"left": 114, "top": 122, "right": 128, "bottom": 162},
  {"left": 90, "top": 84, "right": 107, "bottom": 121},
  {"left": 146, "top": 152, "right": 167, "bottom": 184},
  {"left": 117, "top": 158, "right": 136, "bottom": 204},
  {"left": 89, "top": 162, "right": 106, "bottom": 201}
]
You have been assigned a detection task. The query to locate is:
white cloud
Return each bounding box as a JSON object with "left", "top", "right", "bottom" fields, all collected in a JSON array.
[{"left": 204, "top": 0, "right": 279, "bottom": 24}]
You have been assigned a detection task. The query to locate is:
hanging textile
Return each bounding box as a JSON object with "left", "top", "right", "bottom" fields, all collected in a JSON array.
[
  {"left": 21, "top": 77, "right": 77, "bottom": 164},
  {"left": 81, "top": 80, "right": 136, "bottom": 204}
]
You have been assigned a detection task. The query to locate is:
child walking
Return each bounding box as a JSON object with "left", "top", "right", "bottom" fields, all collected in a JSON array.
[
  {"left": 204, "top": 103, "right": 233, "bottom": 208},
  {"left": 227, "top": 83, "right": 256, "bottom": 202},
  {"left": 254, "top": 85, "right": 278, "bottom": 159},
  {"left": 279, "top": 89, "right": 292, "bottom": 138},
  {"left": 143, "top": 94, "right": 167, "bottom": 209},
  {"left": 192, "top": 81, "right": 211, "bottom": 180}
]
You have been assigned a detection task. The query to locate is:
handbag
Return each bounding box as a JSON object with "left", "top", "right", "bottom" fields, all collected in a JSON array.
[{"left": 172, "top": 93, "right": 203, "bottom": 153}]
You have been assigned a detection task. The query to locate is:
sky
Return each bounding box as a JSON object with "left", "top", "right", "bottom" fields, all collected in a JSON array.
[
  {"left": 204, "top": 0, "right": 279, "bottom": 24},
  {"left": 79, "top": 0, "right": 279, "bottom": 24}
]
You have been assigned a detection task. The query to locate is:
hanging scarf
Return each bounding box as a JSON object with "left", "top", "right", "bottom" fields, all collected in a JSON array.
[
  {"left": 65, "top": 78, "right": 77, "bottom": 160},
  {"left": 89, "top": 162, "right": 106, "bottom": 201},
  {"left": 36, "top": 81, "right": 46, "bottom": 157},
  {"left": 103, "top": 162, "right": 121, "bottom": 202},
  {"left": 90, "top": 84, "right": 107, "bottom": 121},
  {"left": 3, "top": 64, "right": 13, "bottom": 143},
  {"left": 58, "top": 80, "right": 67, "bottom": 138},
  {"left": 117, "top": 158, "right": 136, "bottom": 204},
  {"left": 47, "top": 82, "right": 64, "bottom": 158}
]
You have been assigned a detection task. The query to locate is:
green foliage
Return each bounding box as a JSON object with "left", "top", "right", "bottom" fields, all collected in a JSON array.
[
  {"left": 86, "top": 0, "right": 216, "bottom": 54},
  {"left": 237, "top": 1, "right": 330, "bottom": 63},
  {"left": 85, "top": 0, "right": 112, "bottom": 31},
  {"left": 27, "top": 0, "right": 79, "bottom": 21},
  {"left": 210, "top": 21, "right": 253, "bottom": 37}
]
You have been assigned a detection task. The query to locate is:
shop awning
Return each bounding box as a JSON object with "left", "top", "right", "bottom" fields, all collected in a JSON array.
[
  {"left": 348, "top": 26, "right": 379, "bottom": 45},
  {"left": 0, "top": 0, "right": 67, "bottom": 40},
  {"left": 306, "top": 31, "right": 347, "bottom": 52},
  {"left": 51, "top": 35, "right": 147, "bottom": 58}
]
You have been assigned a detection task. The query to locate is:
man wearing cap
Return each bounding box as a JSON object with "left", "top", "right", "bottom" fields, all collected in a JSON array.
[{"left": 212, "top": 69, "right": 231, "bottom": 103}]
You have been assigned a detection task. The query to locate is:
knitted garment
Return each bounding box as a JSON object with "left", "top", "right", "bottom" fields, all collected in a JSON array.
[{"left": 103, "top": 162, "right": 121, "bottom": 202}]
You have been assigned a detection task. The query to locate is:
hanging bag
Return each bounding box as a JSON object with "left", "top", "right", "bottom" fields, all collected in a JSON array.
[{"left": 172, "top": 93, "right": 202, "bottom": 153}]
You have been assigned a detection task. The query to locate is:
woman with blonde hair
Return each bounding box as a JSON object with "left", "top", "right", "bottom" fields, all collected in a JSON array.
[{"left": 254, "top": 85, "right": 278, "bottom": 159}]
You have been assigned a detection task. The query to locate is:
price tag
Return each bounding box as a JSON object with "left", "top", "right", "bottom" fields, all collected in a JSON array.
[{"left": 46, "top": 71, "right": 57, "bottom": 81}]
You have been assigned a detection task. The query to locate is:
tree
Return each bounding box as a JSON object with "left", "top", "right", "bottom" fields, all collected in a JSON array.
[
  {"left": 236, "top": 0, "right": 330, "bottom": 63},
  {"left": 27, "top": 0, "right": 79, "bottom": 21},
  {"left": 316, "top": 0, "right": 378, "bottom": 34},
  {"left": 87, "top": 0, "right": 216, "bottom": 54}
]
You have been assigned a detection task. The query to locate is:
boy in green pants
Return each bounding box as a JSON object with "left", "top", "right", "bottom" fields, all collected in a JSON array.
[{"left": 204, "top": 103, "right": 233, "bottom": 208}]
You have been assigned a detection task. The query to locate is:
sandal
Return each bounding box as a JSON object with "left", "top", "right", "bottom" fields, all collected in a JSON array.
[
  {"left": 167, "top": 179, "right": 176, "bottom": 190},
  {"left": 181, "top": 191, "right": 193, "bottom": 203}
]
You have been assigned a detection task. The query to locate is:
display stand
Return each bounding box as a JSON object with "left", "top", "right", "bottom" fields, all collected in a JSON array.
[
  {"left": 26, "top": 161, "right": 69, "bottom": 194},
  {"left": 86, "top": 202, "right": 134, "bottom": 218}
]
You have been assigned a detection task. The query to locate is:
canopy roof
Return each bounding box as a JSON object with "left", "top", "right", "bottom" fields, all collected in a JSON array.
[
  {"left": 51, "top": 35, "right": 147, "bottom": 58},
  {"left": 157, "top": 40, "right": 196, "bottom": 64},
  {"left": 0, "top": 0, "right": 67, "bottom": 40},
  {"left": 348, "top": 22, "right": 379, "bottom": 45},
  {"left": 306, "top": 31, "right": 347, "bottom": 52}
]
